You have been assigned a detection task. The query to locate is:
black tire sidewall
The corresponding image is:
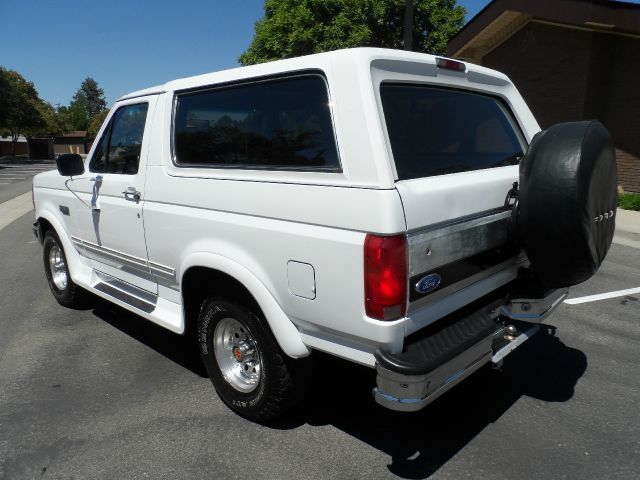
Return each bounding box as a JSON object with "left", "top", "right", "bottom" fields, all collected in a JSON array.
[
  {"left": 518, "top": 121, "right": 617, "bottom": 288},
  {"left": 197, "top": 299, "right": 282, "bottom": 420}
]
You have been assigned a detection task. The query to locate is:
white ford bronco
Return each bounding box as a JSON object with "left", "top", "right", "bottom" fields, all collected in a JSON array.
[{"left": 33, "top": 48, "right": 618, "bottom": 422}]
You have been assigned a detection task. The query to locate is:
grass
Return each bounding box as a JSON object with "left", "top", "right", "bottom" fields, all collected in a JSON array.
[{"left": 618, "top": 192, "right": 640, "bottom": 211}]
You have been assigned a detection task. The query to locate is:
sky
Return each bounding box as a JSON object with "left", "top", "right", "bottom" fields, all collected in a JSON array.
[{"left": 1, "top": 0, "right": 637, "bottom": 107}]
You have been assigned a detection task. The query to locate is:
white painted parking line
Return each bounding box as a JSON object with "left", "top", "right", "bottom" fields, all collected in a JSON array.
[{"left": 564, "top": 287, "right": 640, "bottom": 305}]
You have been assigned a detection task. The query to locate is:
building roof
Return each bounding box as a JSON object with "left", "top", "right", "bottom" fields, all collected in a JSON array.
[{"left": 448, "top": 0, "right": 640, "bottom": 62}]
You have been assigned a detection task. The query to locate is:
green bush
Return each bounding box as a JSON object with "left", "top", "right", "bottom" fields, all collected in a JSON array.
[{"left": 618, "top": 192, "right": 640, "bottom": 211}]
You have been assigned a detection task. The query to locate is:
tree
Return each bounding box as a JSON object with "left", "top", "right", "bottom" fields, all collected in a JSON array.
[
  {"left": 66, "top": 77, "right": 108, "bottom": 132},
  {"left": 88, "top": 109, "right": 109, "bottom": 137},
  {"left": 37, "top": 101, "right": 72, "bottom": 136},
  {"left": 0, "top": 68, "right": 11, "bottom": 129},
  {"left": 66, "top": 93, "right": 90, "bottom": 131},
  {"left": 0, "top": 67, "right": 46, "bottom": 155},
  {"left": 78, "top": 77, "right": 107, "bottom": 118},
  {"left": 239, "top": 0, "right": 465, "bottom": 65}
]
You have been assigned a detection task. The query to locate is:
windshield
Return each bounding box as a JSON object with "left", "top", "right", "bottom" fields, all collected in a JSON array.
[{"left": 380, "top": 84, "right": 525, "bottom": 180}]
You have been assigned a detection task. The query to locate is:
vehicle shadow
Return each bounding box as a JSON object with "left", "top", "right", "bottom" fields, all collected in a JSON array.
[
  {"left": 89, "top": 297, "right": 208, "bottom": 378},
  {"left": 275, "top": 327, "right": 587, "bottom": 479},
  {"left": 84, "top": 298, "right": 586, "bottom": 479}
]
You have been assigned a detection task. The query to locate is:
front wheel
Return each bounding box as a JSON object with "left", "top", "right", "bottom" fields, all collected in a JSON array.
[
  {"left": 197, "top": 298, "right": 307, "bottom": 422},
  {"left": 42, "top": 231, "right": 87, "bottom": 308}
]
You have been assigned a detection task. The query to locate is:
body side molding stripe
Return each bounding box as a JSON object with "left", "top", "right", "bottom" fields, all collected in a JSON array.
[{"left": 71, "top": 236, "right": 177, "bottom": 283}]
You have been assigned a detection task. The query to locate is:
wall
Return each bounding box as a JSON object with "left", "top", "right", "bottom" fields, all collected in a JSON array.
[
  {"left": 0, "top": 141, "right": 29, "bottom": 156},
  {"left": 483, "top": 22, "right": 640, "bottom": 192}
]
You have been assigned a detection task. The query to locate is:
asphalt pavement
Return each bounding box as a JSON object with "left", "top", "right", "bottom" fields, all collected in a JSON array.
[
  {"left": 0, "top": 208, "right": 639, "bottom": 479},
  {"left": 0, "top": 159, "right": 55, "bottom": 205}
]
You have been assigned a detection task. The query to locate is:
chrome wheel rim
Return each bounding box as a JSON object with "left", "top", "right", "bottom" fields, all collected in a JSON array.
[
  {"left": 48, "top": 244, "right": 68, "bottom": 291},
  {"left": 213, "top": 317, "right": 262, "bottom": 393}
]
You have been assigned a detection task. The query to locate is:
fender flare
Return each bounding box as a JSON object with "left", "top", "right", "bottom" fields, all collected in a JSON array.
[
  {"left": 35, "top": 207, "right": 83, "bottom": 278},
  {"left": 179, "top": 252, "right": 311, "bottom": 359}
]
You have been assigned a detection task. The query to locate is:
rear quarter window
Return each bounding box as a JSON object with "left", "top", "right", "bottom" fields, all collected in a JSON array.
[
  {"left": 173, "top": 74, "right": 340, "bottom": 171},
  {"left": 380, "top": 84, "right": 525, "bottom": 180}
]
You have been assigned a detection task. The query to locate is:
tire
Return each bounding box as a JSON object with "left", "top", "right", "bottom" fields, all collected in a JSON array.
[
  {"left": 43, "top": 231, "right": 87, "bottom": 308},
  {"left": 518, "top": 120, "right": 618, "bottom": 288},
  {"left": 197, "top": 298, "right": 307, "bottom": 422}
]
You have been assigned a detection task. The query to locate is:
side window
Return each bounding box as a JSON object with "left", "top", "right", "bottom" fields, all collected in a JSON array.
[
  {"left": 173, "top": 75, "right": 340, "bottom": 170},
  {"left": 90, "top": 103, "right": 149, "bottom": 174}
]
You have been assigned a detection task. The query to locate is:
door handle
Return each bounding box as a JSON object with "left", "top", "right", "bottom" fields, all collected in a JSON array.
[{"left": 123, "top": 187, "right": 141, "bottom": 201}]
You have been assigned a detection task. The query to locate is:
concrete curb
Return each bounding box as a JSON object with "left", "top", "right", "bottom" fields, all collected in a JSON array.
[
  {"left": 616, "top": 208, "right": 640, "bottom": 235},
  {"left": 0, "top": 192, "right": 33, "bottom": 232}
]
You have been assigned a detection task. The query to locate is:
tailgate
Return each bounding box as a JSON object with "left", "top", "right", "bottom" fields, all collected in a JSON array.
[{"left": 379, "top": 82, "right": 532, "bottom": 327}]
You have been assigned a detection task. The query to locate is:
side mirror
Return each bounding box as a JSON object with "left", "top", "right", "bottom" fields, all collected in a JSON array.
[{"left": 56, "top": 154, "right": 85, "bottom": 177}]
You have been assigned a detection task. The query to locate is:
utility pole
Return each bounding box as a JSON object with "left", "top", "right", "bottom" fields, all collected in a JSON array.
[{"left": 404, "top": 0, "right": 414, "bottom": 51}]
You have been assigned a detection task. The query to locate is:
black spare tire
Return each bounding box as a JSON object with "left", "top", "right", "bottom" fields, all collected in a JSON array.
[{"left": 518, "top": 120, "right": 618, "bottom": 288}]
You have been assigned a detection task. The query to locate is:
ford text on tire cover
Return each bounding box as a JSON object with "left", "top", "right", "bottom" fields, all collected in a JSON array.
[{"left": 32, "top": 49, "right": 617, "bottom": 421}]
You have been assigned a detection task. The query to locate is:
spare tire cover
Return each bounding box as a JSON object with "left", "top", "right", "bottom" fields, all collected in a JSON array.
[{"left": 518, "top": 121, "right": 617, "bottom": 288}]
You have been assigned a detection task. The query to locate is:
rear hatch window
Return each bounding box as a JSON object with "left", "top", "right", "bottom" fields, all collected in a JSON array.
[{"left": 380, "top": 84, "right": 525, "bottom": 180}]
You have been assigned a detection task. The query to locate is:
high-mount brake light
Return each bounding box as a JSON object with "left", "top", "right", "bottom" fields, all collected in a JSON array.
[
  {"left": 436, "top": 57, "right": 466, "bottom": 72},
  {"left": 364, "top": 234, "right": 407, "bottom": 321}
]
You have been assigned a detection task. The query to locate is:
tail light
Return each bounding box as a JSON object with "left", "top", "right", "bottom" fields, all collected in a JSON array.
[{"left": 364, "top": 234, "right": 407, "bottom": 321}]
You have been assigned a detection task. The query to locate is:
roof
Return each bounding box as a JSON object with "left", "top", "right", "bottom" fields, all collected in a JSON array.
[
  {"left": 448, "top": 0, "right": 640, "bottom": 61},
  {"left": 117, "top": 47, "right": 509, "bottom": 101}
]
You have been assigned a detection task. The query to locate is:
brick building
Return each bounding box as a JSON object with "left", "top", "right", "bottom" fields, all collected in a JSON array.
[{"left": 448, "top": 0, "right": 640, "bottom": 192}]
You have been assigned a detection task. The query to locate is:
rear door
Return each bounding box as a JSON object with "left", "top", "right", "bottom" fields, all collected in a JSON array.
[{"left": 67, "top": 97, "right": 158, "bottom": 294}]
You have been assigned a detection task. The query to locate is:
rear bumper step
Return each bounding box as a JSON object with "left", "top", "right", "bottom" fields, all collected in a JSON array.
[{"left": 373, "top": 287, "right": 566, "bottom": 412}]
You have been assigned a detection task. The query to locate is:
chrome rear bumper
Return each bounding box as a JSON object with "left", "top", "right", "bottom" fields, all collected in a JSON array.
[
  {"left": 374, "top": 336, "right": 493, "bottom": 412},
  {"left": 373, "top": 287, "right": 567, "bottom": 412}
]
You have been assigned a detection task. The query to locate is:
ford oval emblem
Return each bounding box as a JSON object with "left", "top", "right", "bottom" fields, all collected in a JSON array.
[{"left": 415, "top": 274, "right": 441, "bottom": 294}]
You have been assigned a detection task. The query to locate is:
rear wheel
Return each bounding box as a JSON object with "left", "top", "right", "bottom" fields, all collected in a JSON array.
[
  {"left": 197, "top": 298, "right": 307, "bottom": 422},
  {"left": 42, "top": 231, "right": 87, "bottom": 308}
]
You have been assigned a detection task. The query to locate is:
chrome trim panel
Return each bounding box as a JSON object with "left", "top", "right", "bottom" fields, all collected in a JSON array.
[
  {"left": 94, "top": 282, "right": 156, "bottom": 313},
  {"left": 71, "top": 236, "right": 84, "bottom": 252},
  {"left": 405, "top": 259, "right": 525, "bottom": 335},
  {"left": 82, "top": 242, "right": 147, "bottom": 269},
  {"left": 94, "top": 270, "right": 158, "bottom": 304},
  {"left": 71, "top": 236, "right": 147, "bottom": 270},
  {"left": 149, "top": 261, "right": 178, "bottom": 287},
  {"left": 149, "top": 261, "right": 175, "bottom": 278},
  {"left": 408, "top": 253, "right": 528, "bottom": 313},
  {"left": 72, "top": 236, "right": 177, "bottom": 285},
  {"left": 408, "top": 210, "right": 511, "bottom": 276}
]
